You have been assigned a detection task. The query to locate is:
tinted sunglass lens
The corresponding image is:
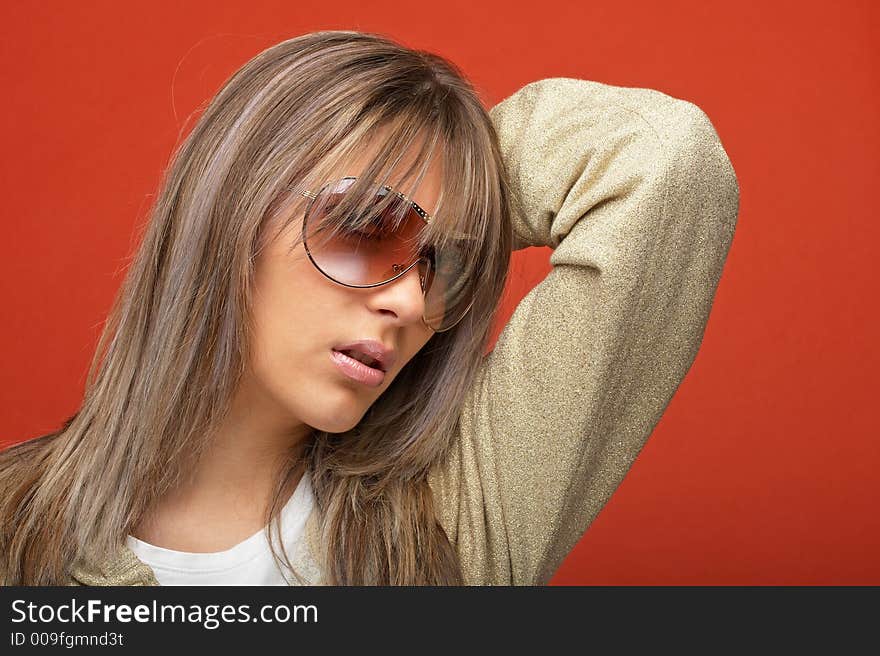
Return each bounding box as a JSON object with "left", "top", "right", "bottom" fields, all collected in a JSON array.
[
  {"left": 304, "top": 181, "right": 422, "bottom": 286},
  {"left": 421, "top": 244, "right": 477, "bottom": 332}
]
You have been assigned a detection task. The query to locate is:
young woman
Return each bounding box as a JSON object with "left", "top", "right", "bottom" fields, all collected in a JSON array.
[{"left": 0, "top": 30, "right": 739, "bottom": 586}]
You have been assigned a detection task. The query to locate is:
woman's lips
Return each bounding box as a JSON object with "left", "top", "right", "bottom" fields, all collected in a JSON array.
[{"left": 330, "top": 349, "right": 386, "bottom": 387}]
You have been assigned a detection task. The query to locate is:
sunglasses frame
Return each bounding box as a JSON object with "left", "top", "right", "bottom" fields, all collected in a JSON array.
[{"left": 299, "top": 175, "right": 474, "bottom": 333}]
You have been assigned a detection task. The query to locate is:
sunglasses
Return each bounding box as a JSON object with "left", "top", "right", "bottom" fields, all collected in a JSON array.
[{"left": 300, "top": 176, "right": 475, "bottom": 333}]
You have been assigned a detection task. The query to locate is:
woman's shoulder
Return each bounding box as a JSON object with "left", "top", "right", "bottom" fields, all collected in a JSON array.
[
  {"left": 0, "top": 425, "right": 69, "bottom": 525},
  {"left": 1, "top": 413, "right": 77, "bottom": 472},
  {"left": 0, "top": 430, "right": 62, "bottom": 486},
  {"left": 1, "top": 431, "right": 57, "bottom": 459},
  {"left": 0, "top": 429, "right": 67, "bottom": 585}
]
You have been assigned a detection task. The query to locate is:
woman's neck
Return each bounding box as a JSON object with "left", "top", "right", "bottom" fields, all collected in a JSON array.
[{"left": 130, "top": 370, "right": 311, "bottom": 552}]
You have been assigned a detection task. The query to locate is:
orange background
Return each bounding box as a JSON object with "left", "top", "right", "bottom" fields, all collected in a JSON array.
[{"left": 1, "top": 1, "right": 877, "bottom": 584}]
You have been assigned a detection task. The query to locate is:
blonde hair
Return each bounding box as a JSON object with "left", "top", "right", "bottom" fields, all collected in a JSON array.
[{"left": 0, "top": 30, "right": 514, "bottom": 585}]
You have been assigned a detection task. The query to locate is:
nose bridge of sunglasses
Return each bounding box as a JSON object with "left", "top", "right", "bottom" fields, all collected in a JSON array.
[{"left": 389, "top": 256, "right": 431, "bottom": 292}]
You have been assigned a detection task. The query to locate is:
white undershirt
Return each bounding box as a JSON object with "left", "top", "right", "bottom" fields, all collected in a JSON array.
[{"left": 126, "top": 474, "right": 315, "bottom": 585}]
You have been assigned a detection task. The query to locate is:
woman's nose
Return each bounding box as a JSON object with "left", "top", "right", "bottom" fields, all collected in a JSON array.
[{"left": 366, "top": 263, "right": 427, "bottom": 325}]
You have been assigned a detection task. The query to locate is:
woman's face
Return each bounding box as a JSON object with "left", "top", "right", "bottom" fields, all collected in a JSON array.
[{"left": 245, "top": 135, "right": 442, "bottom": 435}]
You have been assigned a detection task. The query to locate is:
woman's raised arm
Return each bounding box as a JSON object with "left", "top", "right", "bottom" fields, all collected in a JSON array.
[{"left": 428, "top": 77, "right": 740, "bottom": 585}]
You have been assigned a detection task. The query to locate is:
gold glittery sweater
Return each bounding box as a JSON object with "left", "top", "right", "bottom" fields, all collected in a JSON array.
[{"left": 67, "top": 77, "right": 740, "bottom": 586}]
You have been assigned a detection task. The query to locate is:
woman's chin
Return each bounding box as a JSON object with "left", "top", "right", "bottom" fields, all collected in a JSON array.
[{"left": 306, "top": 409, "right": 364, "bottom": 435}]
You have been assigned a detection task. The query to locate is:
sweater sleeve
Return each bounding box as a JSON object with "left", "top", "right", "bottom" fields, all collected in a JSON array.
[{"left": 427, "top": 77, "right": 740, "bottom": 585}]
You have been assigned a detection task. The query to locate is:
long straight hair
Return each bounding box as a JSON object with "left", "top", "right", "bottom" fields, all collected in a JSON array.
[{"left": 0, "top": 30, "right": 514, "bottom": 585}]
